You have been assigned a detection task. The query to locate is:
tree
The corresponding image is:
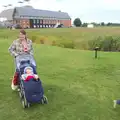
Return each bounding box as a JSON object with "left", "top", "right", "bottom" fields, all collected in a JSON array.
[
  {"left": 101, "top": 22, "right": 105, "bottom": 26},
  {"left": 82, "top": 23, "right": 87, "bottom": 27},
  {"left": 73, "top": 18, "right": 82, "bottom": 27},
  {"left": 107, "top": 22, "right": 111, "bottom": 26}
]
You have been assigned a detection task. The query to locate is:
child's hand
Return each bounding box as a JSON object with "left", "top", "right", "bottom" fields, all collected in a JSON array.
[
  {"left": 21, "top": 74, "right": 26, "bottom": 80},
  {"left": 34, "top": 74, "right": 39, "bottom": 79}
]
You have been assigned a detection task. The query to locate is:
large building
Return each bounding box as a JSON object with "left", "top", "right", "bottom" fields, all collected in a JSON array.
[{"left": 0, "top": 6, "right": 71, "bottom": 28}]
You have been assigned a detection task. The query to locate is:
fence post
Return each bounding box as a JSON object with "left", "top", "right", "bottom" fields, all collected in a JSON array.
[{"left": 94, "top": 47, "right": 99, "bottom": 58}]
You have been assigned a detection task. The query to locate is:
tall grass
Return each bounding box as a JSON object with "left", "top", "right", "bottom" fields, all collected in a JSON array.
[{"left": 1, "top": 27, "right": 120, "bottom": 51}]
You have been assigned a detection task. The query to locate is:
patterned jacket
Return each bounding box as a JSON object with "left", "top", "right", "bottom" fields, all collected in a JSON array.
[{"left": 8, "top": 39, "right": 33, "bottom": 57}]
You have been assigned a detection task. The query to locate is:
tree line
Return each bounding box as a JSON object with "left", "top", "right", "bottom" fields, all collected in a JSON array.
[{"left": 73, "top": 18, "right": 120, "bottom": 27}]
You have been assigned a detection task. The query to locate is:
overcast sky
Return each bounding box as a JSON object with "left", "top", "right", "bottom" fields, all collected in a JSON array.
[{"left": 0, "top": 0, "right": 120, "bottom": 23}]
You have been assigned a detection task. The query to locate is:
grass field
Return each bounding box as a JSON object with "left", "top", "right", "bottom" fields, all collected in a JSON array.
[
  {"left": 1, "top": 28, "right": 120, "bottom": 120},
  {"left": 1, "top": 27, "right": 120, "bottom": 42}
]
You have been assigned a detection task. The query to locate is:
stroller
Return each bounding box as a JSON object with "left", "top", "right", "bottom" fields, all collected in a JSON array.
[{"left": 16, "top": 54, "right": 48, "bottom": 108}]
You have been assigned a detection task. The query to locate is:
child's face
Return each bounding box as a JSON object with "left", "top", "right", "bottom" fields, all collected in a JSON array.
[{"left": 26, "top": 68, "right": 32, "bottom": 74}]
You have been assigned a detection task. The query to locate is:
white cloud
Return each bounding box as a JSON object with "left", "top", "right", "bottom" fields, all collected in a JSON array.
[{"left": 30, "top": 0, "right": 120, "bottom": 22}]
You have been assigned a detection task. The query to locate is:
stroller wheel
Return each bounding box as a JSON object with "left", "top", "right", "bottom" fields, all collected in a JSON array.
[
  {"left": 41, "top": 99, "right": 44, "bottom": 104},
  {"left": 21, "top": 99, "right": 30, "bottom": 108},
  {"left": 43, "top": 95, "right": 48, "bottom": 104},
  {"left": 21, "top": 96, "right": 30, "bottom": 108},
  {"left": 19, "top": 91, "right": 22, "bottom": 99},
  {"left": 22, "top": 99, "right": 26, "bottom": 108},
  {"left": 27, "top": 103, "right": 30, "bottom": 108}
]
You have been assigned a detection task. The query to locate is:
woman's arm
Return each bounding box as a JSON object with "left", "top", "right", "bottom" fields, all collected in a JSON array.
[
  {"left": 29, "top": 40, "right": 34, "bottom": 55},
  {"left": 8, "top": 40, "right": 18, "bottom": 57}
]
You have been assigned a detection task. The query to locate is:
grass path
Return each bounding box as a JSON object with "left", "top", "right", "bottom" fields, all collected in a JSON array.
[{"left": 0, "top": 39, "right": 120, "bottom": 120}]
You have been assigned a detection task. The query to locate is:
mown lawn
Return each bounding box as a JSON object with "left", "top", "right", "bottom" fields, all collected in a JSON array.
[{"left": 1, "top": 34, "right": 120, "bottom": 120}]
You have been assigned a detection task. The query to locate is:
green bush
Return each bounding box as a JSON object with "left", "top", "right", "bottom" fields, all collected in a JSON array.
[
  {"left": 57, "top": 39, "right": 75, "bottom": 49},
  {"left": 101, "top": 36, "right": 113, "bottom": 51},
  {"left": 24, "top": 32, "right": 120, "bottom": 51},
  {"left": 88, "top": 36, "right": 120, "bottom": 52},
  {"left": 52, "top": 40, "right": 56, "bottom": 46},
  {"left": 114, "top": 36, "right": 120, "bottom": 51},
  {"left": 88, "top": 36, "right": 103, "bottom": 50}
]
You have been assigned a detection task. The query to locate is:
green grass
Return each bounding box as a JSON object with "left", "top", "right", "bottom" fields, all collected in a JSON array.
[
  {"left": 1, "top": 27, "right": 120, "bottom": 50},
  {"left": 1, "top": 27, "right": 120, "bottom": 41},
  {"left": 1, "top": 28, "right": 120, "bottom": 120}
]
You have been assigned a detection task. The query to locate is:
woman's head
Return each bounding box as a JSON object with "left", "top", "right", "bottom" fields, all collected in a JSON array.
[{"left": 19, "top": 29, "right": 27, "bottom": 41}]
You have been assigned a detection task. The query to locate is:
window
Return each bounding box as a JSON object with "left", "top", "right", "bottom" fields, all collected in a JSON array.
[
  {"left": 37, "top": 19, "right": 39, "bottom": 24},
  {"left": 46, "top": 20, "right": 48, "bottom": 24},
  {"left": 43, "top": 20, "right": 46, "bottom": 24},
  {"left": 40, "top": 20, "right": 42, "bottom": 23},
  {"left": 33, "top": 19, "right": 36, "bottom": 24}
]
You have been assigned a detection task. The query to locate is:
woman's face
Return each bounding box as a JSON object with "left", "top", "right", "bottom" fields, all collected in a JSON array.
[{"left": 19, "top": 32, "right": 26, "bottom": 41}]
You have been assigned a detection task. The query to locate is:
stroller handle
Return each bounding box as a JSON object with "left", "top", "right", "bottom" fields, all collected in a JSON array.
[{"left": 15, "top": 54, "right": 36, "bottom": 69}]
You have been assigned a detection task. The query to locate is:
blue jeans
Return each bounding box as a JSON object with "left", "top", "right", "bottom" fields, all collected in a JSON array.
[{"left": 117, "top": 100, "right": 120, "bottom": 104}]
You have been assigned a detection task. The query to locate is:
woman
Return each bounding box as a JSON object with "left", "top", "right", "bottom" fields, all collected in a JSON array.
[{"left": 8, "top": 29, "right": 35, "bottom": 90}]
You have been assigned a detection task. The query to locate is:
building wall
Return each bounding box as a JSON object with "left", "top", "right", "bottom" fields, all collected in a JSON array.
[
  {"left": 61, "top": 19, "right": 71, "bottom": 27},
  {"left": 20, "top": 19, "right": 30, "bottom": 28},
  {"left": 13, "top": 18, "right": 71, "bottom": 28},
  {"left": 13, "top": 19, "right": 30, "bottom": 28}
]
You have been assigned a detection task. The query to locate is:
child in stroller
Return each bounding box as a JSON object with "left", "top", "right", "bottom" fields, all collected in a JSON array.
[
  {"left": 21, "top": 66, "right": 39, "bottom": 82},
  {"left": 17, "top": 55, "right": 48, "bottom": 108}
]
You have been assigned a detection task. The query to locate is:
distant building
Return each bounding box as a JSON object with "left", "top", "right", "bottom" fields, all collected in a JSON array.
[
  {"left": 87, "top": 24, "right": 94, "bottom": 28},
  {"left": 0, "top": 6, "right": 71, "bottom": 28}
]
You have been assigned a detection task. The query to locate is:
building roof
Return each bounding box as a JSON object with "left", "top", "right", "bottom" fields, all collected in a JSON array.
[
  {"left": 0, "top": 9, "right": 14, "bottom": 20},
  {"left": 0, "top": 6, "right": 71, "bottom": 20}
]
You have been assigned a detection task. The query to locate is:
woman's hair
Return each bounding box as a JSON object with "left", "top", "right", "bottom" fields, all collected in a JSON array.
[
  {"left": 20, "top": 29, "right": 27, "bottom": 40},
  {"left": 20, "top": 29, "right": 26, "bottom": 35}
]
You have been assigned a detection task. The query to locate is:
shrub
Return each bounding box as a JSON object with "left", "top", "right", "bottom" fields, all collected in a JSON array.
[
  {"left": 40, "top": 39, "right": 45, "bottom": 44},
  {"left": 57, "top": 39, "right": 75, "bottom": 49},
  {"left": 115, "top": 36, "right": 120, "bottom": 51},
  {"left": 88, "top": 36, "right": 103, "bottom": 50},
  {"left": 101, "top": 36, "right": 113, "bottom": 51},
  {"left": 74, "top": 40, "right": 89, "bottom": 50},
  {"left": 88, "top": 35, "right": 120, "bottom": 52},
  {"left": 52, "top": 40, "right": 56, "bottom": 46},
  {"left": 39, "top": 36, "right": 48, "bottom": 44},
  {"left": 31, "top": 36, "right": 37, "bottom": 41},
  {"left": 28, "top": 35, "right": 37, "bottom": 43},
  {"left": 25, "top": 32, "right": 120, "bottom": 52}
]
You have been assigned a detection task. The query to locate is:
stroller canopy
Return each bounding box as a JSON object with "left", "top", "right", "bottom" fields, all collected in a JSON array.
[{"left": 15, "top": 54, "right": 36, "bottom": 70}]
